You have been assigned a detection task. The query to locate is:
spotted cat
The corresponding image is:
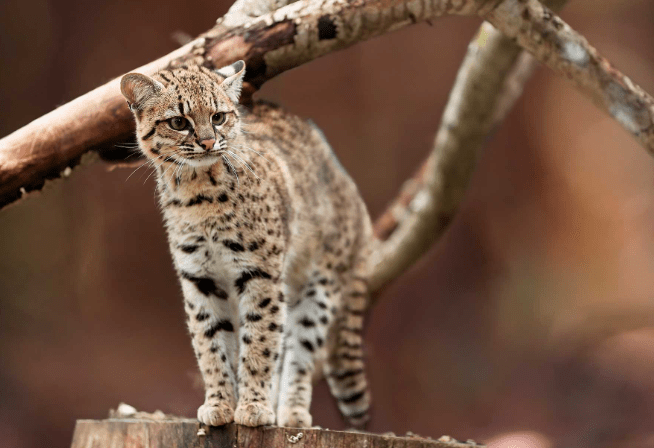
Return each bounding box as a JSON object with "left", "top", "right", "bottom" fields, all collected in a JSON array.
[{"left": 120, "top": 60, "right": 372, "bottom": 428}]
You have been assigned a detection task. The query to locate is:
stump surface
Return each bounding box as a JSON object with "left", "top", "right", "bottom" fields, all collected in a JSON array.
[{"left": 70, "top": 418, "right": 479, "bottom": 448}]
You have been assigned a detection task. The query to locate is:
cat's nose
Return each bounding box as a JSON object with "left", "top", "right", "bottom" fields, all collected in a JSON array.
[{"left": 199, "top": 138, "right": 216, "bottom": 151}]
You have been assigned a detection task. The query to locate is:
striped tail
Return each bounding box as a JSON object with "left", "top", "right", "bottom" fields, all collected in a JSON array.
[{"left": 324, "top": 275, "right": 371, "bottom": 428}]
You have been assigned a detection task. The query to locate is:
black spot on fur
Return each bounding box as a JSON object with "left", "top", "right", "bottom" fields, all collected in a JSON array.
[
  {"left": 268, "top": 323, "right": 278, "bottom": 332},
  {"left": 248, "top": 241, "right": 259, "bottom": 251},
  {"left": 334, "top": 369, "right": 363, "bottom": 381},
  {"left": 299, "top": 317, "right": 315, "bottom": 328},
  {"left": 218, "top": 192, "right": 228, "bottom": 202},
  {"left": 340, "top": 391, "right": 365, "bottom": 404},
  {"left": 320, "top": 316, "right": 329, "bottom": 325},
  {"left": 181, "top": 272, "right": 228, "bottom": 299},
  {"left": 141, "top": 127, "right": 156, "bottom": 140},
  {"left": 246, "top": 313, "right": 262, "bottom": 322},
  {"left": 242, "top": 335, "right": 252, "bottom": 344},
  {"left": 235, "top": 268, "right": 272, "bottom": 294},
  {"left": 179, "top": 244, "right": 199, "bottom": 254},
  {"left": 205, "top": 320, "right": 234, "bottom": 338},
  {"left": 300, "top": 340, "right": 314, "bottom": 352},
  {"left": 196, "top": 312, "right": 210, "bottom": 321},
  {"left": 262, "top": 348, "right": 270, "bottom": 358},
  {"left": 187, "top": 194, "right": 214, "bottom": 206},
  {"left": 269, "top": 305, "right": 279, "bottom": 315},
  {"left": 258, "top": 298, "right": 271, "bottom": 308},
  {"left": 223, "top": 240, "right": 245, "bottom": 252}
]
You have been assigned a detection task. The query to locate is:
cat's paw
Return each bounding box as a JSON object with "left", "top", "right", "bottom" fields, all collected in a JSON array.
[
  {"left": 197, "top": 402, "right": 234, "bottom": 426},
  {"left": 277, "top": 407, "right": 313, "bottom": 428},
  {"left": 234, "top": 402, "right": 275, "bottom": 427}
]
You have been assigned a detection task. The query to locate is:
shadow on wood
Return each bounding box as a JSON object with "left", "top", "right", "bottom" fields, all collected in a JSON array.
[{"left": 70, "top": 418, "right": 481, "bottom": 448}]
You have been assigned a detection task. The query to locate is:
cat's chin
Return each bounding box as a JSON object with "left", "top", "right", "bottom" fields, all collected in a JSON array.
[{"left": 181, "top": 155, "right": 221, "bottom": 168}]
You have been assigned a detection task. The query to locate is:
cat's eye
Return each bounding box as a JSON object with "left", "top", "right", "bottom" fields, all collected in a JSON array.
[
  {"left": 169, "top": 116, "right": 189, "bottom": 131},
  {"left": 212, "top": 112, "right": 226, "bottom": 126}
]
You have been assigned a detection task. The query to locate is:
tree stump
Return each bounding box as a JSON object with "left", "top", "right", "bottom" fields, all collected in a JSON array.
[{"left": 70, "top": 418, "right": 481, "bottom": 448}]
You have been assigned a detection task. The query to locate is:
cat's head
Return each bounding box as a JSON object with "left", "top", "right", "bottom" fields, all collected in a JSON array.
[{"left": 120, "top": 60, "right": 245, "bottom": 167}]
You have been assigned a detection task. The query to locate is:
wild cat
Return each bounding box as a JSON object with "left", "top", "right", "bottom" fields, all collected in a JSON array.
[{"left": 120, "top": 60, "right": 372, "bottom": 428}]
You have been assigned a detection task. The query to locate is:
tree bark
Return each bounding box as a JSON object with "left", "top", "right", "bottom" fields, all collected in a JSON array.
[
  {"left": 368, "top": 0, "right": 569, "bottom": 292},
  {"left": 69, "top": 418, "right": 480, "bottom": 448}
]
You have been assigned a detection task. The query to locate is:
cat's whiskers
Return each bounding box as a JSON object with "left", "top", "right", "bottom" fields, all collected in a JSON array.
[
  {"left": 125, "top": 151, "right": 169, "bottom": 182},
  {"left": 147, "top": 150, "right": 185, "bottom": 185},
  {"left": 221, "top": 154, "right": 239, "bottom": 186},
  {"left": 230, "top": 143, "right": 271, "bottom": 164},
  {"left": 225, "top": 149, "right": 259, "bottom": 180}
]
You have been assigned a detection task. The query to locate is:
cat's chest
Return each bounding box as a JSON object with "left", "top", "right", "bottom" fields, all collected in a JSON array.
[{"left": 160, "top": 182, "right": 286, "bottom": 278}]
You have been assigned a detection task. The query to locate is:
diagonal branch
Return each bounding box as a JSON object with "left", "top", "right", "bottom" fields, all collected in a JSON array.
[
  {"left": 0, "top": 0, "right": 489, "bottom": 211},
  {"left": 369, "top": 22, "right": 540, "bottom": 292},
  {"left": 483, "top": 0, "right": 654, "bottom": 156},
  {"left": 368, "top": 0, "right": 569, "bottom": 292}
]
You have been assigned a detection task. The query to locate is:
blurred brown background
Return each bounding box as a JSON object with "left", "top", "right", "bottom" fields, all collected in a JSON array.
[{"left": 1, "top": 0, "right": 654, "bottom": 447}]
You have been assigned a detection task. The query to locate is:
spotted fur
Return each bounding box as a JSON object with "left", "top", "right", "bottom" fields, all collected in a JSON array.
[{"left": 121, "top": 61, "right": 372, "bottom": 428}]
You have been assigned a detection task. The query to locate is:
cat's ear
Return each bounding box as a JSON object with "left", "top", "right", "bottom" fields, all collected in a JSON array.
[
  {"left": 120, "top": 73, "right": 164, "bottom": 111},
  {"left": 216, "top": 60, "right": 245, "bottom": 103}
]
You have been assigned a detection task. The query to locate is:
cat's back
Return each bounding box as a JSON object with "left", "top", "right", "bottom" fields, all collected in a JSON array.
[
  {"left": 244, "top": 101, "right": 367, "bottom": 221},
  {"left": 243, "top": 100, "right": 373, "bottom": 276}
]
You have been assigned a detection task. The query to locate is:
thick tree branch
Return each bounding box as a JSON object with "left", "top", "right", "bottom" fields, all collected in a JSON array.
[{"left": 0, "top": 0, "right": 486, "bottom": 210}]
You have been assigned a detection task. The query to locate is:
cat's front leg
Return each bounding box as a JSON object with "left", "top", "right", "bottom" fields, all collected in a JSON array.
[
  {"left": 233, "top": 266, "right": 286, "bottom": 427},
  {"left": 181, "top": 275, "right": 238, "bottom": 426}
]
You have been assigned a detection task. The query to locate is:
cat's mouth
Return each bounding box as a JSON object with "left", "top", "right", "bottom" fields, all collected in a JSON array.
[{"left": 173, "top": 151, "right": 223, "bottom": 167}]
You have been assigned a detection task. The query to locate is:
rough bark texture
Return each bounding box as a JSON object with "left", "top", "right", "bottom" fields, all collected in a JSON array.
[
  {"left": 368, "top": 0, "right": 571, "bottom": 291},
  {"left": 0, "top": 0, "right": 481, "bottom": 211},
  {"left": 70, "top": 418, "right": 480, "bottom": 448},
  {"left": 484, "top": 0, "right": 654, "bottom": 155}
]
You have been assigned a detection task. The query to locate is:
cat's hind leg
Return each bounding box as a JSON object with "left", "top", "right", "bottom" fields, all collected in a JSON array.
[{"left": 323, "top": 273, "right": 371, "bottom": 428}]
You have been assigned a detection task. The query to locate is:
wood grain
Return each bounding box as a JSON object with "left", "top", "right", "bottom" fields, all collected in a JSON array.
[{"left": 70, "top": 418, "right": 480, "bottom": 448}]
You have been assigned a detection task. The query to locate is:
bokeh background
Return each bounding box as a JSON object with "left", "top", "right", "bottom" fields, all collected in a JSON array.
[{"left": 1, "top": 0, "right": 654, "bottom": 447}]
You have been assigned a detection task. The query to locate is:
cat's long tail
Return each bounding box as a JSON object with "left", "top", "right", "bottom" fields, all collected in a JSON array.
[{"left": 324, "top": 273, "right": 371, "bottom": 428}]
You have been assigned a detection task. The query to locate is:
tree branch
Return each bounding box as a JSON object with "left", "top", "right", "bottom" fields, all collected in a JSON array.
[
  {"left": 0, "top": 0, "right": 486, "bottom": 211},
  {"left": 483, "top": 0, "right": 654, "bottom": 155},
  {"left": 368, "top": 22, "right": 541, "bottom": 292}
]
